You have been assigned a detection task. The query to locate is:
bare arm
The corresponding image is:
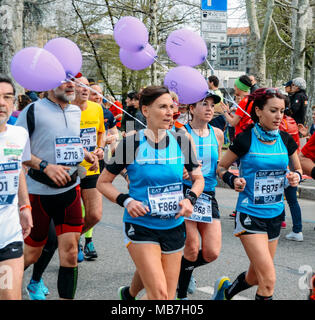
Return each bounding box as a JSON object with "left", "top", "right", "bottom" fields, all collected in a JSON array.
[
  {"left": 18, "top": 171, "right": 33, "bottom": 239},
  {"left": 299, "top": 153, "right": 314, "bottom": 177}
]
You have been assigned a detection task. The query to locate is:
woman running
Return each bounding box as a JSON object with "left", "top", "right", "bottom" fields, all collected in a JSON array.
[
  {"left": 176, "top": 91, "right": 224, "bottom": 300},
  {"left": 96, "top": 85, "right": 204, "bottom": 300},
  {"left": 212, "top": 88, "right": 302, "bottom": 300}
]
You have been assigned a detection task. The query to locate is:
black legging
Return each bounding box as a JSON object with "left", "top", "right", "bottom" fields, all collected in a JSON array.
[{"left": 31, "top": 219, "right": 58, "bottom": 282}]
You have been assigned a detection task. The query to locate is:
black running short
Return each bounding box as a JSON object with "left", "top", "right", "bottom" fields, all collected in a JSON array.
[
  {"left": 234, "top": 212, "right": 284, "bottom": 241},
  {"left": 124, "top": 222, "right": 186, "bottom": 254},
  {"left": 0, "top": 241, "right": 23, "bottom": 262},
  {"left": 80, "top": 174, "right": 99, "bottom": 189}
]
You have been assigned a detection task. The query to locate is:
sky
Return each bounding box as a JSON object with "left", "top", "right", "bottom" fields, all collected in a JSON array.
[{"left": 227, "top": 0, "right": 248, "bottom": 27}]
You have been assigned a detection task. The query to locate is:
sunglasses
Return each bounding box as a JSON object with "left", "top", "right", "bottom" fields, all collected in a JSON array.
[{"left": 264, "top": 88, "right": 279, "bottom": 95}]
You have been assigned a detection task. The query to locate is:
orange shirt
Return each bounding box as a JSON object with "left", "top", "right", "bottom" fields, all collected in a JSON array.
[
  {"left": 109, "top": 101, "right": 123, "bottom": 128},
  {"left": 235, "top": 97, "right": 253, "bottom": 137}
]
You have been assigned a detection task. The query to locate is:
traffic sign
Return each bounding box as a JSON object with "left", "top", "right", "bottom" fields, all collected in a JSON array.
[
  {"left": 200, "top": 0, "right": 227, "bottom": 11},
  {"left": 201, "top": 32, "right": 227, "bottom": 43},
  {"left": 201, "top": 21, "right": 227, "bottom": 33},
  {"left": 209, "top": 43, "right": 217, "bottom": 60}
]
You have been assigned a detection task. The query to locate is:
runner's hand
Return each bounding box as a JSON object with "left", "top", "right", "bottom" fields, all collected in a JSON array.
[
  {"left": 19, "top": 208, "right": 33, "bottom": 239},
  {"left": 234, "top": 177, "right": 246, "bottom": 192},
  {"left": 94, "top": 148, "right": 104, "bottom": 160},
  {"left": 44, "top": 164, "right": 71, "bottom": 187},
  {"left": 176, "top": 198, "right": 193, "bottom": 219},
  {"left": 126, "top": 200, "right": 150, "bottom": 218},
  {"left": 286, "top": 171, "right": 300, "bottom": 187},
  {"left": 84, "top": 152, "right": 99, "bottom": 172},
  {"left": 183, "top": 168, "right": 190, "bottom": 180}
]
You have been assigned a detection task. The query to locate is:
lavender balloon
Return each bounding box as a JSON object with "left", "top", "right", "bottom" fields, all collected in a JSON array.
[
  {"left": 11, "top": 47, "right": 66, "bottom": 91},
  {"left": 119, "top": 44, "right": 156, "bottom": 70},
  {"left": 44, "top": 37, "right": 82, "bottom": 77},
  {"left": 114, "top": 16, "right": 148, "bottom": 52},
  {"left": 166, "top": 29, "right": 208, "bottom": 67},
  {"left": 164, "top": 66, "right": 209, "bottom": 104}
]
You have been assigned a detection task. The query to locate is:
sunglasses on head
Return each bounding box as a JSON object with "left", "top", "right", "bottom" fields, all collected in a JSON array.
[{"left": 264, "top": 88, "right": 279, "bottom": 95}]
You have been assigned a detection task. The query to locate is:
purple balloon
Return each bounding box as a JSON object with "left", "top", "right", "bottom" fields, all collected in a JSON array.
[
  {"left": 11, "top": 47, "right": 66, "bottom": 91},
  {"left": 44, "top": 37, "right": 82, "bottom": 77},
  {"left": 119, "top": 44, "right": 156, "bottom": 71},
  {"left": 114, "top": 16, "right": 148, "bottom": 52},
  {"left": 166, "top": 29, "right": 208, "bottom": 67},
  {"left": 164, "top": 66, "right": 209, "bottom": 104}
]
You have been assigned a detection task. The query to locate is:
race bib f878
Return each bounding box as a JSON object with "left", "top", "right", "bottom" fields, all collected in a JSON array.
[
  {"left": 55, "top": 137, "right": 84, "bottom": 166},
  {"left": 0, "top": 162, "right": 19, "bottom": 205}
]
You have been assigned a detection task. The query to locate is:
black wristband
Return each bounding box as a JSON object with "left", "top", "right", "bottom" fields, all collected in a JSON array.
[
  {"left": 185, "top": 190, "right": 197, "bottom": 206},
  {"left": 116, "top": 193, "right": 130, "bottom": 207},
  {"left": 294, "top": 170, "right": 302, "bottom": 182},
  {"left": 222, "top": 171, "right": 237, "bottom": 189},
  {"left": 311, "top": 166, "right": 315, "bottom": 180}
]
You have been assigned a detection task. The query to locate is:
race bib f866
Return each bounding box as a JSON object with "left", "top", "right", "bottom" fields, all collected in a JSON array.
[{"left": 0, "top": 162, "right": 19, "bottom": 205}]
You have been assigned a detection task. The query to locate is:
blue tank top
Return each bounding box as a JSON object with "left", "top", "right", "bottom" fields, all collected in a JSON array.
[
  {"left": 236, "top": 129, "right": 289, "bottom": 218},
  {"left": 183, "top": 124, "right": 219, "bottom": 192},
  {"left": 124, "top": 130, "right": 185, "bottom": 230}
]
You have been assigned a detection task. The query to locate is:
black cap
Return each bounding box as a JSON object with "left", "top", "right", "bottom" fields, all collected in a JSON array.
[
  {"left": 205, "top": 90, "right": 221, "bottom": 104},
  {"left": 282, "top": 80, "right": 292, "bottom": 87}
]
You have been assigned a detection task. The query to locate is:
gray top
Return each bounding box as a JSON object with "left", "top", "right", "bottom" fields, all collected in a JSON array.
[{"left": 16, "top": 98, "right": 82, "bottom": 195}]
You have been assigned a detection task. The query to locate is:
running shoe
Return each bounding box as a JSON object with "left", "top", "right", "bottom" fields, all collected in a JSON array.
[
  {"left": 187, "top": 275, "right": 196, "bottom": 294},
  {"left": 285, "top": 231, "right": 303, "bottom": 242},
  {"left": 212, "top": 276, "right": 232, "bottom": 300},
  {"left": 26, "top": 279, "right": 46, "bottom": 300},
  {"left": 118, "top": 286, "right": 136, "bottom": 301},
  {"left": 39, "top": 278, "right": 50, "bottom": 296},
  {"left": 77, "top": 240, "right": 84, "bottom": 263},
  {"left": 84, "top": 241, "right": 98, "bottom": 260}
]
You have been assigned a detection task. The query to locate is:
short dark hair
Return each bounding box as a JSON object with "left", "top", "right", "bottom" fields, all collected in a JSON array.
[
  {"left": 127, "top": 91, "right": 138, "bottom": 100},
  {"left": 239, "top": 75, "right": 252, "bottom": 88},
  {"left": 0, "top": 74, "right": 16, "bottom": 95},
  {"left": 139, "top": 86, "right": 170, "bottom": 111},
  {"left": 208, "top": 75, "right": 219, "bottom": 87},
  {"left": 249, "top": 88, "right": 286, "bottom": 123}
]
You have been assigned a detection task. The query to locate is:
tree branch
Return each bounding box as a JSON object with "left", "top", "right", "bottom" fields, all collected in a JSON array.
[
  {"left": 71, "top": 0, "right": 115, "bottom": 97},
  {"left": 271, "top": 17, "right": 293, "bottom": 50}
]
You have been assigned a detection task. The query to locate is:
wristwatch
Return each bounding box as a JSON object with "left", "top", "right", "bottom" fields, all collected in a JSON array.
[
  {"left": 39, "top": 160, "right": 48, "bottom": 172},
  {"left": 185, "top": 191, "right": 197, "bottom": 206}
]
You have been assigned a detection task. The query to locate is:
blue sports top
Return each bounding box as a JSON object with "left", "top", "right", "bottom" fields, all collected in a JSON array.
[
  {"left": 235, "top": 129, "right": 290, "bottom": 218},
  {"left": 183, "top": 123, "right": 218, "bottom": 192},
  {"left": 106, "top": 129, "right": 199, "bottom": 230}
]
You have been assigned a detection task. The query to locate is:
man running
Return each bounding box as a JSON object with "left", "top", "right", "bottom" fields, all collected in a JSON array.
[
  {"left": 73, "top": 76, "right": 105, "bottom": 259},
  {"left": 16, "top": 80, "right": 98, "bottom": 300},
  {"left": 0, "top": 74, "right": 32, "bottom": 300}
]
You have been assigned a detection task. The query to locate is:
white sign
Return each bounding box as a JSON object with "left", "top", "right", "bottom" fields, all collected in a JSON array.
[
  {"left": 210, "top": 43, "right": 217, "bottom": 60},
  {"left": 202, "top": 32, "right": 227, "bottom": 43},
  {"left": 201, "top": 10, "right": 227, "bottom": 21},
  {"left": 201, "top": 21, "right": 227, "bottom": 33}
]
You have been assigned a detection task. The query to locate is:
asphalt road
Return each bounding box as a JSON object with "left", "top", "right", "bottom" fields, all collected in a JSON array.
[{"left": 22, "top": 176, "right": 315, "bottom": 301}]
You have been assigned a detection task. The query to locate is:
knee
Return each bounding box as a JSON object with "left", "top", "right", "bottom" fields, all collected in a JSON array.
[
  {"left": 147, "top": 286, "right": 168, "bottom": 300},
  {"left": 184, "top": 245, "right": 199, "bottom": 262},
  {"left": 85, "top": 208, "right": 102, "bottom": 225},
  {"left": 59, "top": 243, "right": 78, "bottom": 267},
  {"left": 203, "top": 248, "right": 220, "bottom": 263},
  {"left": 24, "top": 247, "right": 42, "bottom": 266}
]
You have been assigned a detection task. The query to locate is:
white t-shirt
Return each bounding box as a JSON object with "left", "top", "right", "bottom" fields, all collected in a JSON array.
[{"left": 0, "top": 124, "right": 31, "bottom": 249}]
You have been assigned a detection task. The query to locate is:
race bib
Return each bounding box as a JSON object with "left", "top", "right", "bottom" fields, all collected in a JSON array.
[
  {"left": 148, "top": 183, "right": 184, "bottom": 218},
  {"left": 0, "top": 162, "right": 19, "bottom": 205},
  {"left": 80, "top": 127, "right": 97, "bottom": 152},
  {"left": 254, "top": 170, "right": 286, "bottom": 205},
  {"left": 185, "top": 189, "right": 212, "bottom": 223},
  {"left": 55, "top": 137, "right": 84, "bottom": 166}
]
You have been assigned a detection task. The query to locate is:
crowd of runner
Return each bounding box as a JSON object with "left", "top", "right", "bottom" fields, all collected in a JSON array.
[{"left": 0, "top": 71, "right": 314, "bottom": 301}]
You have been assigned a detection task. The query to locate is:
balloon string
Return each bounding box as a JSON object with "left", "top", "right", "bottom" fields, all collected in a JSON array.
[
  {"left": 66, "top": 75, "right": 147, "bottom": 128},
  {"left": 205, "top": 59, "right": 252, "bottom": 119},
  {"left": 143, "top": 51, "right": 169, "bottom": 71}
]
